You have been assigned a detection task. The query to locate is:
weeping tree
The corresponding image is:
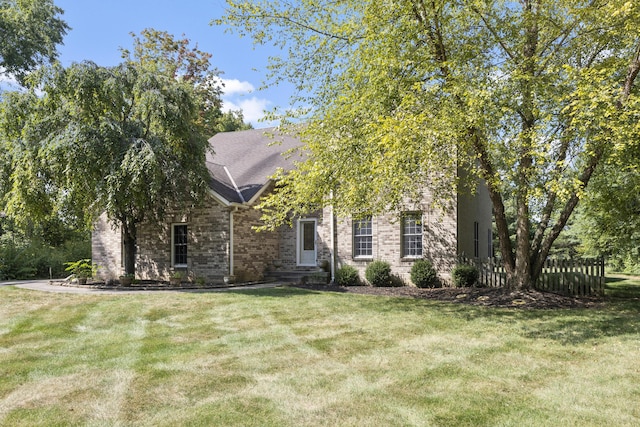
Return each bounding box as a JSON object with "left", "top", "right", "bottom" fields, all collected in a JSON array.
[
  {"left": 218, "top": 0, "right": 640, "bottom": 289},
  {"left": 0, "top": 31, "right": 221, "bottom": 276}
]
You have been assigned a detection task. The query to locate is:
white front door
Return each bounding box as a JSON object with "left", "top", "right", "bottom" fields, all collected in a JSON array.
[{"left": 297, "top": 219, "right": 317, "bottom": 266}]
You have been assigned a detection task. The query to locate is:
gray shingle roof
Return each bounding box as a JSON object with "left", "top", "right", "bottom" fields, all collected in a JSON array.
[{"left": 206, "top": 127, "right": 304, "bottom": 204}]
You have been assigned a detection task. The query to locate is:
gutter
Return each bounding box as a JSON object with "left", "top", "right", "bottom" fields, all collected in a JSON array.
[
  {"left": 229, "top": 206, "right": 237, "bottom": 277},
  {"left": 330, "top": 191, "right": 336, "bottom": 283}
]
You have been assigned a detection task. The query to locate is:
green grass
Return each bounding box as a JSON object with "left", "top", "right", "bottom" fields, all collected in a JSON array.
[{"left": 1, "top": 278, "right": 640, "bottom": 426}]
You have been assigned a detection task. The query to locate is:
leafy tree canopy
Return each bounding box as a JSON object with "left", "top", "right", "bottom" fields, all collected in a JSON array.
[
  {"left": 218, "top": 0, "right": 640, "bottom": 288},
  {"left": 0, "top": 30, "right": 220, "bottom": 274},
  {"left": 123, "top": 28, "right": 253, "bottom": 136},
  {"left": 0, "top": 0, "right": 69, "bottom": 84},
  {"left": 572, "top": 160, "right": 640, "bottom": 271}
]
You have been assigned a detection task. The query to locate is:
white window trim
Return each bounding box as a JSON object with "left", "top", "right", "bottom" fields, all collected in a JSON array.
[
  {"left": 401, "top": 212, "right": 423, "bottom": 259},
  {"left": 296, "top": 218, "right": 318, "bottom": 267},
  {"left": 353, "top": 217, "right": 373, "bottom": 259},
  {"left": 171, "top": 223, "right": 188, "bottom": 268}
]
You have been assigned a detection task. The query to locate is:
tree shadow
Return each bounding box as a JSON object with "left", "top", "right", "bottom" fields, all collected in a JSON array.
[{"left": 182, "top": 282, "right": 640, "bottom": 346}]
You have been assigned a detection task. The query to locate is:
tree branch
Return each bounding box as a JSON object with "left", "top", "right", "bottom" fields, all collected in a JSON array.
[
  {"left": 534, "top": 146, "right": 604, "bottom": 277},
  {"left": 530, "top": 129, "right": 571, "bottom": 261},
  {"left": 253, "top": 13, "right": 356, "bottom": 42},
  {"left": 469, "top": 5, "right": 518, "bottom": 61},
  {"left": 619, "top": 39, "right": 640, "bottom": 106}
]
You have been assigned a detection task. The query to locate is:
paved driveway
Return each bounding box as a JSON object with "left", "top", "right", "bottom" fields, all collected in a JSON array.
[{"left": 0, "top": 279, "right": 282, "bottom": 294}]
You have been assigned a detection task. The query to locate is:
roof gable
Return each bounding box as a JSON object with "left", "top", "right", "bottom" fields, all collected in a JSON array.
[{"left": 206, "top": 127, "right": 303, "bottom": 204}]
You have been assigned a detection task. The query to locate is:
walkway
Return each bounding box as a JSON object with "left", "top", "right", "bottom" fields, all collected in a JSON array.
[{"left": 0, "top": 279, "right": 283, "bottom": 295}]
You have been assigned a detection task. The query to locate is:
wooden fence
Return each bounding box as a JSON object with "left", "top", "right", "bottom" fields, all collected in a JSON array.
[{"left": 459, "top": 256, "right": 605, "bottom": 297}]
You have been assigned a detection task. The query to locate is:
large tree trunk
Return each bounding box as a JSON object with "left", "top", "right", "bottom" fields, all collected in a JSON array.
[{"left": 122, "top": 221, "right": 137, "bottom": 276}]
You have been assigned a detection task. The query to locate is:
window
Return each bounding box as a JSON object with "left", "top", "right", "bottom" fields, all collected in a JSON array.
[
  {"left": 172, "top": 224, "right": 188, "bottom": 267},
  {"left": 353, "top": 217, "right": 373, "bottom": 258},
  {"left": 402, "top": 212, "right": 423, "bottom": 258},
  {"left": 474, "top": 221, "right": 480, "bottom": 258}
]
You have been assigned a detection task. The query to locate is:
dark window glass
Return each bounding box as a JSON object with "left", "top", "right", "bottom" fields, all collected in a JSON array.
[{"left": 174, "top": 224, "right": 188, "bottom": 265}]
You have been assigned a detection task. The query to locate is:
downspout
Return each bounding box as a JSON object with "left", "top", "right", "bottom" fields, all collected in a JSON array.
[
  {"left": 223, "top": 165, "right": 244, "bottom": 279},
  {"left": 229, "top": 207, "right": 236, "bottom": 277},
  {"left": 330, "top": 191, "right": 336, "bottom": 284}
]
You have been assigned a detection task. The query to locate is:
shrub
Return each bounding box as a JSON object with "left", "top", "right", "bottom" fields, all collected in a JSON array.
[
  {"left": 0, "top": 231, "right": 90, "bottom": 280},
  {"left": 410, "top": 259, "right": 438, "bottom": 288},
  {"left": 335, "top": 265, "right": 360, "bottom": 286},
  {"left": 389, "top": 274, "right": 405, "bottom": 287},
  {"left": 64, "top": 258, "right": 95, "bottom": 278},
  {"left": 452, "top": 264, "right": 479, "bottom": 287},
  {"left": 365, "top": 260, "right": 392, "bottom": 287}
]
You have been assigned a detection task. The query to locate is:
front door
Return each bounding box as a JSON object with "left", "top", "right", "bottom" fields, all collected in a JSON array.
[{"left": 297, "top": 219, "right": 317, "bottom": 266}]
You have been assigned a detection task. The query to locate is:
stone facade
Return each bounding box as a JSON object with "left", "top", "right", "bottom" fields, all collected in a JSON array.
[
  {"left": 132, "top": 198, "right": 231, "bottom": 282},
  {"left": 320, "top": 183, "right": 491, "bottom": 286},
  {"left": 231, "top": 206, "right": 279, "bottom": 282},
  {"left": 328, "top": 207, "right": 458, "bottom": 286},
  {"left": 92, "top": 194, "right": 293, "bottom": 284},
  {"left": 92, "top": 182, "right": 490, "bottom": 286},
  {"left": 92, "top": 213, "right": 122, "bottom": 279}
]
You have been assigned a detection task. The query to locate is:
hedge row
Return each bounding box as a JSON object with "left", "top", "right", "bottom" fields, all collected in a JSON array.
[{"left": 333, "top": 260, "right": 480, "bottom": 288}]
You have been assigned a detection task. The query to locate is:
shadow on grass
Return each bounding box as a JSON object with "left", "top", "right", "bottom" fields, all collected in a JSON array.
[
  {"left": 224, "top": 286, "right": 342, "bottom": 298},
  {"left": 218, "top": 282, "right": 640, "bottom": 346},
  {"left": 380, "top": 293, "right": 640, "bottom": 345},
  {"left": 604, "top": 277, "right": 640, "bottom": 299}
]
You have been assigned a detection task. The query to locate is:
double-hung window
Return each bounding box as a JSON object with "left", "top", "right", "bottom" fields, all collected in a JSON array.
[
  {"left": 353, "top": 217, "right": 373, "bottom": 258},
  {"left": 172, "top": 224, "right": 188, "bottom": 267},
  {"left": 402, "top": 212, "right": 423, "bottom": 258}
]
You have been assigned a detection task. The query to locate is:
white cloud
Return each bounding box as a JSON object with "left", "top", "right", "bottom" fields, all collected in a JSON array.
[
  {"left": 217, "top": 77, "right": 275, "bottom": 127},
  {"left": 219, "top": 78, "right": 255, "bottom": 96},
  {"left": 222, "top": 97, "right": 274, "bottom": 127}
]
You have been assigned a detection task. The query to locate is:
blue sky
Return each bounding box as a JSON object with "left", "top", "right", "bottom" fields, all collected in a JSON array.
[{"left": 52, "top": 0, "right": 288, "bottom": 127}]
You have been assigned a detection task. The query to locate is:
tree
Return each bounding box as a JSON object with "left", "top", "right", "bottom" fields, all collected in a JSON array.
[
  {"left": 218, "top": 0, "right": 640, "bottom": 289},
  {"left": 124, "top": 29, "right": 252, "bottom": 135},
  {"left": 572, "top": 160, "right": 640, "bottom": 272},
  {"left": 0, "top": 32, "right": 218, "bottom": 275},
  {"left": 0, "top": 0, "right": 69, "bottom": 84},
  {"left": 215, "top": 109, "right": 253, "bottom": 132}
]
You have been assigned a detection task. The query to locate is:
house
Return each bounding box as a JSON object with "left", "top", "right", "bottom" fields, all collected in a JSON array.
[{"left": 92, "top": 127, "right": 492, "bottom": 285}]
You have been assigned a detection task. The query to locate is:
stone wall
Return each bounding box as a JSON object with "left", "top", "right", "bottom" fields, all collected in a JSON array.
[
  {"left": 135, "top": 197, "right": 231, "bottom": 283},
  {"left": 92, "top": 195, "right": 288, "bottom": 284},
  {"left": 324, "top": 188, "right": 460, "bottom": 286},
  {"left": 232, "top": 206, "right": 279, "bottom": 282},
  {"left": 91, "top": 213, "right": 122, "bottom": 280},
  {"left": 274, "top": 212, "right": 330, "bottom": 272}
]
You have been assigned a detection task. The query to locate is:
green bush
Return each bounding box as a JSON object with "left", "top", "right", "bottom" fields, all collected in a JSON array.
[
  {"left": 452, "top": 264, "right": 479, "bottom": 288},
  {"left": 0, "top": 243, "right": 38, "bottom": 280},
  {"left": 64, "top": 258, "right": 95, "bottom": 278},
  {"left": 365, "top": 260, "right": 392, "bottom": 287},
  {"left": 335, "top": 265, "right": 361, "bottom": 286},
  {"left": 410, "top": 259, "right": 438, "bottom": 288},
  {"left": 0, "top": 233, "right": 90, "bottom": 280}
]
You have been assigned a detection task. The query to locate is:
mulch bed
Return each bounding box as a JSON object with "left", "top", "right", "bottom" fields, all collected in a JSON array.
[
  {"left": 291, "top": 284, "right": 604, "bottom": 309},
  {"left": 53, "top": 279, "right": 602, "bottom": 309}
]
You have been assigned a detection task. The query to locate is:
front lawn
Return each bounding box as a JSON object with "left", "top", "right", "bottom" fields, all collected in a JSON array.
[{"left": 0, "top": 279, "right": 639, "bottom": 426}]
